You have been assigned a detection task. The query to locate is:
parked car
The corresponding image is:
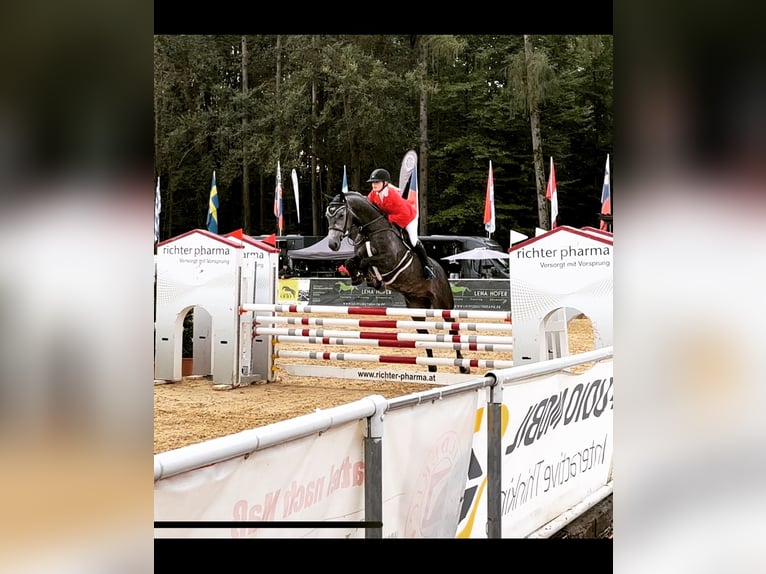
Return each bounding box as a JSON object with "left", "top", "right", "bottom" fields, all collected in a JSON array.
[{"left": 421, "top": 235, "right": 510, "bottom": 279}]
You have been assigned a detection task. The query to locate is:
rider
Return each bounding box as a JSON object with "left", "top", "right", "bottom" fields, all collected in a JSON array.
[{"left": 365, "top": 168, "right": 436, "bottom": 280}]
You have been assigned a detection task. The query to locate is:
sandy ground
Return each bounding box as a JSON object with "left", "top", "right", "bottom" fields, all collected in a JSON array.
[{"left": 154, "top": 316, "right": 598, "bottom": 454}]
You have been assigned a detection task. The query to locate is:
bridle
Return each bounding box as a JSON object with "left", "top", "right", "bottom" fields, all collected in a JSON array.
[
  {"left": 325, "top": 201, "right": 350, "bottom": 238},
  {"left": 326, "top": 196, "right": 388, "bottom": 245}
]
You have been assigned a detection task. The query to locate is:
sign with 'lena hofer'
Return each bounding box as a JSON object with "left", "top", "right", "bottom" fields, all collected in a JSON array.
[{"left": 303, "top": 279, "right": 510, "bottom": 311}]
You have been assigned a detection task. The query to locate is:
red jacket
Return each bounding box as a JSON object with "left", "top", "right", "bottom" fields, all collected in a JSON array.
[{"left": 368, "top": 184, "right": 416, "bottom": 228}]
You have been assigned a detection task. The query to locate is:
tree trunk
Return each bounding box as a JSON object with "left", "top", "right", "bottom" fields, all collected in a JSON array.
[
  {"left": 525, "top": 35, "right": 549, "bottom": 229},
  {"left": 259, "top": 170, "right": 265, "bottom": 231},
  {"left": 275, "top": 35, "right": 281, "bottom": 98},
  {"left": 418, "top": 39, "right": 429, "bottom": 235},
  {"left": 311, "top": 35, "right": 321, "bottom": 235},
  {"left": 241, "top": 36, "right": 251, "bottom": 234}
]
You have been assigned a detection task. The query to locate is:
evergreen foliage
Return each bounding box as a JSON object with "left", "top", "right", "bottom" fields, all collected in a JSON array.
[{"left": 154, "top": 34, "right": 612, "bottom": 246}]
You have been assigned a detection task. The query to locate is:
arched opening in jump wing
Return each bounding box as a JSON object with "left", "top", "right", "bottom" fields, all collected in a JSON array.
[
  {"left": 566, "top": 309, "right": 596, "bottom": 355},
  {"left": 541, "top": 306, "right": 599, "bottom": 373},
  {"left": 180, "top": 305, "right": 213, "bottom": 378}
]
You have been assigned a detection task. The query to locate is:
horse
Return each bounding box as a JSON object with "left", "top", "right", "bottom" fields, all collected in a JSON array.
[{"left": 324, "top": 190, "right": 470, "bottom": 375}]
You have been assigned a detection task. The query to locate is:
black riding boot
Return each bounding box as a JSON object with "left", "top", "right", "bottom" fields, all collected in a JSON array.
[{"left": 413, "top": 241, "right": 436, "bottom": 280}]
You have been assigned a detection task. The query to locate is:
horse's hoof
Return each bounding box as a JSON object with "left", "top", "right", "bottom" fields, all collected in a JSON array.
[
  {"left": 460, "top": 367, "right": 471, "bottom": 375},
  {"left": 428, "top": 365, "right": 437, "bottom": 373}
]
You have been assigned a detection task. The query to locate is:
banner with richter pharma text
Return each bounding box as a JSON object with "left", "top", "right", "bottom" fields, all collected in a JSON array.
[
  {"left": 457, "top": 360, "right": 613, "bottom": 538},
  {"left": 154, "top": 421, "right": 366, "bottom": 538},
  {"left": 381, "top": 391, "right": 477, "bottom": 537}
]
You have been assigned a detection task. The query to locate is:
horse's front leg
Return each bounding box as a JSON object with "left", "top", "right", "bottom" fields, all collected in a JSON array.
[
  {"left": 355, "top": 250, "right": 385, "bottom": 291},
  {"left": 344, "top": 255, "right": 366, "bottom": 285}
]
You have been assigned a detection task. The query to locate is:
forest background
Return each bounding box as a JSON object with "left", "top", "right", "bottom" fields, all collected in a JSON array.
[{"left": 153, "top": 34, "right": 613, "bottom": 247}]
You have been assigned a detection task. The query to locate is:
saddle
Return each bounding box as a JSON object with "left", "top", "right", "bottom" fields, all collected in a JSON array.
[{"left": 391, "top": 224, "right": 413, "bottom": 251}]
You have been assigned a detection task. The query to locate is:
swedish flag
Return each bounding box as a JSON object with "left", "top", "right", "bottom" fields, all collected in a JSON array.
[{"left": 207, "top": 171, "right": 219, "bottom": 234}]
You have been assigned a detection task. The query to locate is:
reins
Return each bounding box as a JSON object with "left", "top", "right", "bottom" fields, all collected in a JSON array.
[
  {"left": 327, "top": 197, "right": 392, "bottom": 241},
  {"left": 327, "top": 192, "right": 413, "bottom": 285}
]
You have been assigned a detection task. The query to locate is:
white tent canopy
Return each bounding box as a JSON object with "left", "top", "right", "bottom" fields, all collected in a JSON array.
[
  {"left": 442, "top": 247, "right": 510, "bottom": 261},
  {"left": 287, "top": 235, "right": 355, "bottom": 260}
]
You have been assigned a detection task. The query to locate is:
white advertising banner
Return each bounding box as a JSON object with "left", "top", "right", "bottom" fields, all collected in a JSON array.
[
  {"left": 457, "top": 360, "right": 614, "bottom": 537},
  {"left": 155, "top": 230, "right": 240, "bottom": 301},
  {"left": 154, "top": 230, "right": 243, "bottom": 384},
  {"left": 154, "top": 420, "right": 366, "bottom": 538},
  {"left": 381, "top": 391, "right": 477, "bottom": 538},
  {"left": 509, "top": 227, "right": 613, "bottom": 364}
]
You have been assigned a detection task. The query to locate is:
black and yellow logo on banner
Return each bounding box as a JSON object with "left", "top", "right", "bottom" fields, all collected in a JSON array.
[{"left": 278, "top": 279, "right": 301, "bottom": 302}]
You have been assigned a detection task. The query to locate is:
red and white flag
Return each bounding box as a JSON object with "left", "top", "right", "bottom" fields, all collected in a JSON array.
[
  {"left": 484, "top": 160, "right": 495, "bottom": 236},
  {"left": 545, "top": 156, "right": 558, "bottom": 228},
  {"left": 407, "top": 163, "right": 419, "bottom": 217}
]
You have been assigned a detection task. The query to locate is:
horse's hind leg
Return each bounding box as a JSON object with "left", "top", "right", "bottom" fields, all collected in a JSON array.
[
  {"left": 449, "top": 317, "right": 471, "bottom": 375},
  {"left": 413, "top": 316, "right": 437, "bottom": 373}
]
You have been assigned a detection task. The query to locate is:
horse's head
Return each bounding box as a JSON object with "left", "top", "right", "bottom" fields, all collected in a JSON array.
[
  {"left": 325, "top": 192, "right": 350, "bottom": 251},
  {"left": 325, "top": 191, "right": 387, "bottom": 250}
]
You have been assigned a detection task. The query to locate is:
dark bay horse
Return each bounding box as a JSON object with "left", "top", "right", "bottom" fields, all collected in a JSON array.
[{"left": 325, "top": 190, "right": 470, "bottom": 375}]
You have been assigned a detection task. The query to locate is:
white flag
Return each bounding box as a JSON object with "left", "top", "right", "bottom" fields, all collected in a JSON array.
[
  {"left": 291, "top": 168, "right": 300, "bottom": 223},
  {"left": 154, "top": 176, "right": 161, "bottom": 243}
]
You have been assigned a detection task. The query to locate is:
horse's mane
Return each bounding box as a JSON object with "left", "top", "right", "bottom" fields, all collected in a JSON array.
[{"left": 335, "top": 191, "right": 390, "bottom": 225}]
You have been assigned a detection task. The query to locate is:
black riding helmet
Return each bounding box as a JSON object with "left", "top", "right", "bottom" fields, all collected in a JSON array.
[{"left": 366, "top": 168, "right": 391, "bottom": 183}]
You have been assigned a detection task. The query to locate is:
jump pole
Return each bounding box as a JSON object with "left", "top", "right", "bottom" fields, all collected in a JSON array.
[{"left": 243, "top": 301, "right": 515, "bottom": 386}]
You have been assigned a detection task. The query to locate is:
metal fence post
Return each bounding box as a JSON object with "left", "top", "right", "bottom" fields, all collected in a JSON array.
[
  {"left": 364, "top": 395, "right": 388, "bottom": 538},
  {"left": 486, "top": 377, "right": 503, "bottom": 538}
]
